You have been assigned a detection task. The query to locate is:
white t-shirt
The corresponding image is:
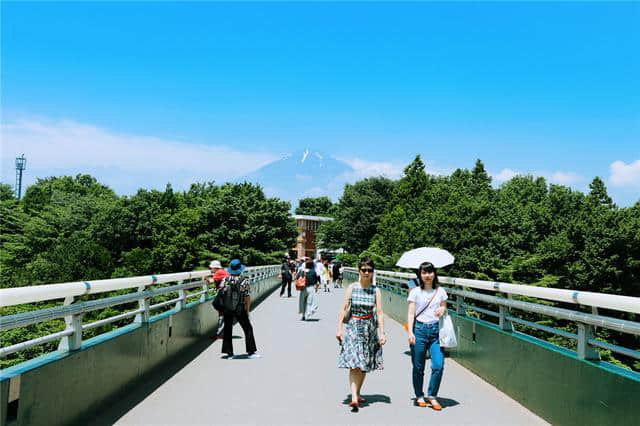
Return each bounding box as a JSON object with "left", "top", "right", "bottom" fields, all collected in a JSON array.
[{"left": 407, "top": 286, "right": 448, "bottom": 324}]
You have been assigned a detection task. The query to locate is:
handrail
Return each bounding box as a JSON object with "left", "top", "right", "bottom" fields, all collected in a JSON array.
[
  {"left": 346, "top": 268, "right": 640, "bottom": 314},
  {"left": 0, "top": 265, "right": 280, "bottom": 359},
  {"left": 0, "top": 265, "right": 277, "bottom": 307},
  {"left": 344, "top": 267, "right": 640, "bottom": 362}
]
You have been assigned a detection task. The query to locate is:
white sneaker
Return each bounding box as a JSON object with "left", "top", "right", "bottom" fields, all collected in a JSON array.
[{"left": 248, "top": 353, "right": 261, "bottom": 359}]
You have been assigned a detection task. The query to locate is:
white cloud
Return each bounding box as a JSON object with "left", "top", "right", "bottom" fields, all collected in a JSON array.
[
  {"left": 493, "top": 168, "right": 519, "bottom": 183},
  {"left": 609, "top": 160, "right": 640, "bottom": 188},
  {"left": 1, "top": 117, "right": 278, "bottom": 194},
  {"left": 338, "top": 157, "right": 405, "bottom": 180},
  {"left": 491, "top": 168, "right": 585, "bottom": 186},
  {"left": 549, "top": 171, "right": 585, "bottom": 185}
]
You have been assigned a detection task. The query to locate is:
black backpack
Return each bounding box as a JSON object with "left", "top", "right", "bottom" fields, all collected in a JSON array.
[{"left": 222, "top": 277, "right": 245, "bottom": 314}]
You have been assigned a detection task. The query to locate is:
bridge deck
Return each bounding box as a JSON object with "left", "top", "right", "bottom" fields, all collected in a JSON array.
[{"left": 95, "top": 287, "right": 547, "bottom": 425}]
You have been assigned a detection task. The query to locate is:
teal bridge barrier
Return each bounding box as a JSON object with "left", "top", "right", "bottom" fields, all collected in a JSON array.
[
  {"left": 0, "top": 266, "right": 281, "bottom": 426},
  {"left": 343, "top": 267, "right": 640, "bottom": 426}
]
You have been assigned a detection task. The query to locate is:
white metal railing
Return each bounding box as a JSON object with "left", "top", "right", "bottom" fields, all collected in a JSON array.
[
  {"left": 344, "top": 268, "right": 640, "bottom": 362},
  {"left": 0, "top": 266, "right": 279, "bottom": 359}
]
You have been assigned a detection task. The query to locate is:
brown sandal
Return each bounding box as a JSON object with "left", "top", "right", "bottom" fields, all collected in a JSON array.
[
  {"left": 415, "top": 398, "right": 428, "bottom": 407},
  {"left": 427, "top": 398, "right": 442, "bottom": 411}
]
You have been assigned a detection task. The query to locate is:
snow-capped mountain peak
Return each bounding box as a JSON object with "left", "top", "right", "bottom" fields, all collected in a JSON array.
[{"left": 239, "top": 148, "right": 355, "bottom": 207}]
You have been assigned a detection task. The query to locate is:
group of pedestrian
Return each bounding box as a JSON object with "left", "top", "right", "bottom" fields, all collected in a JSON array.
[
  {"left": 288, "top": 256, "right": 344, "bottom": 319},
  {"left": 206, "top": 255, "right": 449, "bottom": 411},
  {"left": 336, "top": 258, "right": 448, "bottom": 411},
  {"left": 205, "top": 259, "right": 260, "bottom": 359}
]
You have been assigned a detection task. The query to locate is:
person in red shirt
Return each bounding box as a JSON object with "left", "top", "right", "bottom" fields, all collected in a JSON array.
[{"left": 206, "top": 260, "right": 229, "bottom": 339}]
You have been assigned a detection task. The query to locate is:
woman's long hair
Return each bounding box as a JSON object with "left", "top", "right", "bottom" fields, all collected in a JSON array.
[{"left": 415, "top": 261, "right": 439, "bottom": 290}]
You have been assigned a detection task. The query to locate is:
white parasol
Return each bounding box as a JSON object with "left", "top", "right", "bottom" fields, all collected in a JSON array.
[{"left": 395, "top": 247, "right": 455, "bottom": 269}]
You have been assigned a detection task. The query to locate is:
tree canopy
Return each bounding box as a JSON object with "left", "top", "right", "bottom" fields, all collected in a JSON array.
[
  {"left": 1, "top": 176, "right": 298, "bottom": 288},
  {"left": 294, "top": 196, "right": 335, "bottom": 216}
]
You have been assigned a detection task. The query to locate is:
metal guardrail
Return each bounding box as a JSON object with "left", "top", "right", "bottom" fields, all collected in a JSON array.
[
  {"left": 344, "top": 267, "right": 640, "bottom": 362},
  {"left": 0, "top": 266, "right": 279, "bottom": 358}
]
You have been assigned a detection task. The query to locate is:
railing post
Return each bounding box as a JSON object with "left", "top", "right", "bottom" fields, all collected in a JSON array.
[
  {"left": 58, "top": 296, "right": 83, "bottom": 351},
  {"left": 499, "top": 305, "right": 513, "bottom": 331},
  {"left": 177, "top": 285, "right": 186, "bottom": 311},
  {"left": 456, "top": 287, "right": 466, "bottom": 316},
  {"left": 200, "top": 280, "right": 209, "bottom": 303},
  {"left": 134, "top": 285, "right": 150, "bottom": 324},
  {"left": 577, "top": 322, "right": 600, "bottom": 360}
]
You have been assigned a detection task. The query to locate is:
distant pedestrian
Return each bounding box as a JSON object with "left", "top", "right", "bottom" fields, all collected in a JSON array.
[
  {"left": 314, "top": 259, "right": 324, "bottom": 292},
  {"left": 296, "top": 257, "right": 319, "bottom": 320},
  {"left": 337, "top": 257, "right": 385, "bottom": 410},
  {"left": 332, "top": 262, "right": 342, "bottom": 288},
  {"left": 407, "top": 261, "right": 448, "bottom": 409},
  {"left": 322, "top": 261, "right": 331, "bottom": 292},
  {"left": 220, "top": 259, "right": 260, "bottom": 359},
  {"left": 279, "top": 257, "right": 293, "bottom": 297}
]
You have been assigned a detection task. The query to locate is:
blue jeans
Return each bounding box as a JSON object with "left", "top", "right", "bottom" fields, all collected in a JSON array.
[{"left": 410, "top": 321, "right": 444, "bottom": 399}]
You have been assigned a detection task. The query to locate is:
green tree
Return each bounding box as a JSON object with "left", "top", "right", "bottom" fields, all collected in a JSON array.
[
  {"left": 317, "top": 177, "right": 396, "bottom": 253},
  {"left": 295, "top": 196, "right": 335, "bottom": 216},
  {"left": 0, "top": 183, "right": 15, "bottom": 201}
]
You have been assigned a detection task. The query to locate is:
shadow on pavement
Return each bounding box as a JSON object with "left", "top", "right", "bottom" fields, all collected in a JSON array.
[
  {"left": 438, "top": 397, "right": 460, "bottom": 408},
  {"left": 83, "top": 338, "right": 215, "bottom": 426},
  {"left": 304, "top": 318, "right": 321, "bottom": 322},
  {"left": 342, "top": 394, "right": 392, "bottom": 406}
]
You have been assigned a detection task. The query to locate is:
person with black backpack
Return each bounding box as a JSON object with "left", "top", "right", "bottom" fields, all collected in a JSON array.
[{"left": 220, "top": 259, "right": 259, "bottom": 359}]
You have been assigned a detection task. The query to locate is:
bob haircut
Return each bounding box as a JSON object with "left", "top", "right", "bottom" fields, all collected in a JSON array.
[
  {"left": 358, "top": 257, "right": 375, "bottom": 271},
  {"left": 415, "top": 261, "right": 439, "bottom": 289}
]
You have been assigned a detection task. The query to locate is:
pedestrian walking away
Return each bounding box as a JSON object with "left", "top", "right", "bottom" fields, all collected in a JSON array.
[
  {"left": 296, "top": 257, "right": 319, "bottom": 320},
  {"left": 220, "top": 259, "right": 260, "bottom": 359},
  {"left": 332, "top": 262, "right": 342, "bottom": 288},
  {"left": 406, "top": 261, "right": 448, "bottom": 410},
  {"left": 279, "top": 257, "right": 293, "bottom": 297},
  {"left": 337, "top": 257, "right": 386, "bottom": 411}
]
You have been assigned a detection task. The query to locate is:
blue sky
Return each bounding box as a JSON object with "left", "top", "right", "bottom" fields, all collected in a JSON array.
[{"left": 2, "top": 2, "right": 639, "bottom": 205}]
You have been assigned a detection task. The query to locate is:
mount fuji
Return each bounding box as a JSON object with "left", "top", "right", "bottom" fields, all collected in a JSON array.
[{"left": 240, "top": 148, "right": 355, "bottom": 208}]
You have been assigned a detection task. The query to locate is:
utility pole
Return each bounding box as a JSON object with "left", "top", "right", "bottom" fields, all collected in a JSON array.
[{"left": 15, "top": 154, "right": 26, "bottom": 200}]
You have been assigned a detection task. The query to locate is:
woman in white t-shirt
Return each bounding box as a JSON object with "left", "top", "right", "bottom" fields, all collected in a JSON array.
[{"left": 406, "top": 261, "right": 448, "bottom": 410}]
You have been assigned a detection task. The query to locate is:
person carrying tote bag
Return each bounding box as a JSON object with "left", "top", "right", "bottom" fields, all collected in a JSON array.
[{"left": 406, "top": 261, "right": 449, "bottom": 410}]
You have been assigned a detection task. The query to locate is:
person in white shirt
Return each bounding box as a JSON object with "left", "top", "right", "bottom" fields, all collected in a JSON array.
[
  {"left": 314, "top": 259, "right": 324, "bottom": 292},
  {"left": 406, "top": 261, "right": 448, "bottom": 410}
]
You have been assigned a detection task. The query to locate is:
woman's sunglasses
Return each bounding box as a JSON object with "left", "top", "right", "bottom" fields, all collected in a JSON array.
[{"left": 359, "top": 268, "right": 374, "bottom": 273}]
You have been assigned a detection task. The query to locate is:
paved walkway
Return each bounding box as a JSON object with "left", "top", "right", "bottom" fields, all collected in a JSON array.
[{"left": 97, "top": 286, "right": 547, "bottom": 425}]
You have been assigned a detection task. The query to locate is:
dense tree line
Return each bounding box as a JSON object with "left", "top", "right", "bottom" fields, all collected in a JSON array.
[
  {"left": 1, "top": 176, "right": 298, "bottom": 288},
  {"left": 319, "top": 156, "right": 639, "bottom": 370}
]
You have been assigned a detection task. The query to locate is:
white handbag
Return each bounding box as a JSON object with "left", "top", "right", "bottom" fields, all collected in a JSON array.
[{"left": 439, "top": 314, "right": 458, "bottom": 348}]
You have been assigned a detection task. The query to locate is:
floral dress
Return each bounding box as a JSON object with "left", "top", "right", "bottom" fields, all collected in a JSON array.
[{"left": 338, "top": 282, "right": 384, "bottom": 372}]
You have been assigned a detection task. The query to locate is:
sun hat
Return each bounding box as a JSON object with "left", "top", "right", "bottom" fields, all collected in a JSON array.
[
  {"left": 209, "top": 260, "right": 222, "bottom": 269},
  {"left": 227, "top": 259, "right": 246, "bottom": 276}
]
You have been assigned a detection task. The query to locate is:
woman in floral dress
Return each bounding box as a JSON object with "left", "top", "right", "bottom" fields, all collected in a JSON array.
[{"left": 336, "top": 257, "right": 386, "bottom": 409}]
